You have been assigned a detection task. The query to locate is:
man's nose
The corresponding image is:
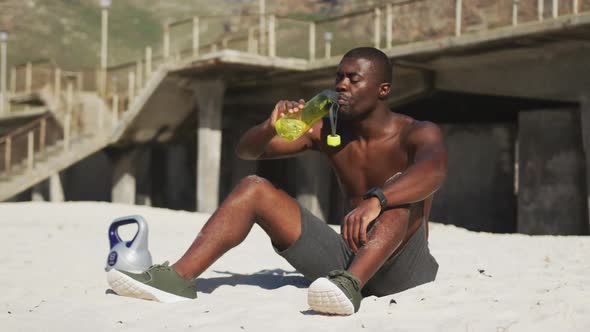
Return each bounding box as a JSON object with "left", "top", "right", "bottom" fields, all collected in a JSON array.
[{"left": 335, "top": 79, "right": 348, "bottom": 92}]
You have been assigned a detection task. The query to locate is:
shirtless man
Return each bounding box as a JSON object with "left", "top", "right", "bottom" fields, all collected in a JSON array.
[{"left": 107, "top": 47, "right": 448, "bottom": 315}]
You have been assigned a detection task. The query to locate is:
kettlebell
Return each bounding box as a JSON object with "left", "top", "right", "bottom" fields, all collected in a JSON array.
[{"left": 105, "top": 215, "right": 153, "bottom": 273}]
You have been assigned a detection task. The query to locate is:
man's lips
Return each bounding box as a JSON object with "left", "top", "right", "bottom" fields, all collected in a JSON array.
[{"left": 337, "top": 94, "right": 351, "bottom": 106}]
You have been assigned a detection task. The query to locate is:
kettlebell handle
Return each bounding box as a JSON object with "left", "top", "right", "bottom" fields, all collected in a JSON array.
[{"left": 108, "top": 217, "right": 141, "bottom": 249}]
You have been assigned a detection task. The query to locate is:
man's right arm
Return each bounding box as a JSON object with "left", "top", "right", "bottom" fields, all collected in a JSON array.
[{"left": 236, "top": 100, "right": 318, "bottom": 160}]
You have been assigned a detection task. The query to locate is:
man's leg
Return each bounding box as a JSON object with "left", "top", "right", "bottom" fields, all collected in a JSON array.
[
  {"left": 347, "top": 207, "right": 410, "bottom": 287},
  {"left": 107, "top": 175, "right": 304, "bottom": 302},
  {"left": 307, "top": 207, "right": 411, "bottom": 315},
  {"left": 172, "top": 175, "right": 303, "bottom": 279}
]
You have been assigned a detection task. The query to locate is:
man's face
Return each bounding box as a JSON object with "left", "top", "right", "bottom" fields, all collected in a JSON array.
[{"left": 334, "top": 57, "right": 382, "bottom": 119}]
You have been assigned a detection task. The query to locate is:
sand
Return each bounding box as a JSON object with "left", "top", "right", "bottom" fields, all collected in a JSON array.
[{"left": 0, "top": 202, "right": 588, "bottom": 331}]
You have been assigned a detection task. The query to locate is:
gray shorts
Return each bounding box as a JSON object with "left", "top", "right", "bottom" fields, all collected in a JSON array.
[{"left": 274, "top": 204, "right": 439, "bottom": 296}]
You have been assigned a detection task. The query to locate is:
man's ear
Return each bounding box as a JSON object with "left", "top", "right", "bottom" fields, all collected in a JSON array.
[{"left": 378, "top": 82, "right": 391, "bottom": 99}]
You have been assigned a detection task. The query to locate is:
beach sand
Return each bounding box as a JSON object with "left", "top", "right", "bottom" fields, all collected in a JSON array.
[{"left": 0, "top": 202, "right": 588, "bottom": 331}]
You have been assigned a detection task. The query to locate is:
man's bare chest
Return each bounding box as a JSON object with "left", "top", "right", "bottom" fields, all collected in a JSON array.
[{"left": 324, "top": 138, "right": 410, "bottom": 193}]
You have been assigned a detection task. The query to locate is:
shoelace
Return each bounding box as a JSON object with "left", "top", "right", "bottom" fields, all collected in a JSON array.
[{"left": 148, "top": 261, "right": 172, "bottom": 273}]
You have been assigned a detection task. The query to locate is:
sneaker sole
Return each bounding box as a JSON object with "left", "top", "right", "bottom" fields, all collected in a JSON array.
[
  {"left": 307, "top": 277, "right": 355, "bottom": 315},
  {"left": 106, "top": 269, "right": 194, "bottom": 303}
]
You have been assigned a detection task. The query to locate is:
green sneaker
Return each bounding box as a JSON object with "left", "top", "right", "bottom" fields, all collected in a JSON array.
[
  {"left": 107, "top": 261, "right": 197, "bottom": 303},
  {"left": 307, "top": 270, "right": 363, "bottom": 315}
]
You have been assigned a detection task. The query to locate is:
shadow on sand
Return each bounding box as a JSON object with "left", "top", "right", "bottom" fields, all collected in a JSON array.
[{"left": 197, "top": 269, "right": 310, "bottom": 294}]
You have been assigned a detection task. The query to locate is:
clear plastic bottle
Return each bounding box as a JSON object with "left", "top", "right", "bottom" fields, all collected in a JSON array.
[{"left": 275, "top": 89, "right": 340, "bottom": 146}]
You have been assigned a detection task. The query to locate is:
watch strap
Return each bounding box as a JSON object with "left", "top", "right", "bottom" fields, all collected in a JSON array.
[{"left": 363, "top": 187, "right": 388, "bottom": 210}]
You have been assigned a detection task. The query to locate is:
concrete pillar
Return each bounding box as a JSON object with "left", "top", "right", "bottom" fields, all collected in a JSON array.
[
  {"left": 295, "top": 151, "right": 332, "bottom": 221},
  {"left": 31, "top": 183, "right": 46, "bottom": 202},
  {"left": 518, "top": 109, "right": 589, "bottom": 235},
  {"left": 112, "top": 150, "right": 137, "bottom": 205},
  {"left": 193, "top": 79, "right": 225, "bottom": 213},
  {"left": 49, "top": 173, "right": 65, "bottom": 202},
  {"left": 580, "top": 97, "right": 590, "bottom": 231}
]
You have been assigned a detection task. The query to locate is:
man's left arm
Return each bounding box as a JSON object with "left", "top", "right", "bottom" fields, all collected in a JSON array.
[
  {"left": 380, "top": 121, "right": 448, "bottom": 207},
  {"left": 342, "top": 121, "right": 447, "bottom": 251}
]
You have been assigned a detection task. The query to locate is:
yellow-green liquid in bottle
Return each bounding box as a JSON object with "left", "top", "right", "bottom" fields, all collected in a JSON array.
[{"left": 275, "top": 90, "right": 337, "bottom": 141}]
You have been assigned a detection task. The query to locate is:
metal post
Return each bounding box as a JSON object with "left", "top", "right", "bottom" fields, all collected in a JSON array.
[
  {"left": 193, "top": 16, "right": 200, "bottom": 57},
  {"left": 259, "top": 0, "right": 266, "bottom": 54},
  {"left": 455, "top": 0, "right": 463, "bottom": 36},
  {"left": 10, "top": 66, "right": 16, "bottom": 94},
  {"left": 0, "top": 32, "right": 7, "bottom": 116},
  {"left": 100, "top": 3, "right": 110, "bottom": 97},
  {"left": 54, "top": 68, "right": 61, "bottom": 105},
  {"left": 163, "top": 23, "right": 171, "bottom": 60},
  {"left": 112, "top": 94, "right": 119, "bottom": 126},
  {"left": 64, "top": 112, "right": 71, "bottom": 152},
  {"left": 268, "top": 15, "right": 276, "bottom": 57},
  {"left": 386, "top": 4, "right": 393, "bottom": 49},
  {"left": 136, "top": 60, "right": 143, "bottom": 90},
  {"left": 324, "top": 32, "right": 332, "bottom": 59},
  {"left": 513, "top": 0, "right": 519, "bottom": 26},
  {"left": 145, "top": 46, "right": 152, "bottom": 78},
  {"left": 27, "top": 131, "right": 34, "bottom": 172},
  {"left": 538, "top": 0, "right": 544, "bottom": 21},
  {"left": 40, "top": 117, "right": 46, "bottom": 154},
  {"left": 25, "top": 62, "right": 32, "bottom": 94},
  {"left": 128, "top": 70, "right": 135, "bottom": 106},
  {"left": 374, "top": 8, "right": 381, "bottom": 49},
  {"left": 4, "top": 136, "right": 11, "bottom": 174},
  {"left": 309, "top": 22, "right": 316, "bottom": 61},
  {"left": 248, "top": 27, "right": 256, "bottom": 53}
]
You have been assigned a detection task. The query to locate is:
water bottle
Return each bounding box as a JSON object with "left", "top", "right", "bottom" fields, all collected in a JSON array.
[
  {"left": 275, "top": 89, "right": 341, "bottom": 146},
  {"left": 105, "top": 215, "right": 153, "bottom": 273}
]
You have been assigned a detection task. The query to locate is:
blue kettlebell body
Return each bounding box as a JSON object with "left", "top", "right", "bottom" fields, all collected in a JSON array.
[{"left": 105, "top": 215, "right": 153, "bottom": 273}]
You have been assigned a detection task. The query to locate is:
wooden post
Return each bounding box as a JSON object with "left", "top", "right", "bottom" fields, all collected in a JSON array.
[
  {"left": 112, "top": 93, "right": 119, "bottom": 126},
  {"left": 552, "top": 0, "right": 558, "bottom": 18},
  {"left": 309, "top": 22, "right": 316, "bottom": 61},
  {"left": 573, "top": 0, "right": 579, "bottom": 14},
  {"left": 10, "top": 67, "right": 16, "bottom": 94},
  {"left": 4, "top": 136, "right": 11, "bottom": 175},
  {"left": 25, "top": 62, "right": 32, "bottom": 94},
  {"left": 163, "top": 24, "right": 171, "bottom": 60},
  {"left": 538, "top": 0, "right": 544, "bottom": 21},
  {"left": 374, "top": 8, "right": 381, "bottom": 49},
  {"left": 268, "top": 15, "right": 276, "bottom": 57},
  {"left": 145, "top": 46, "right": 152, "bottom": 78},
  {"left": 64, "top": 112, "right": 71, "bottom": 152},
  {"left": 193, "top": 16, "right": 200, "bottom": 57},
  {"left": 128, "top": 70, "right": 135, "bottom": 106},
  {"left": 40, "top": 117, "right": 46, "bottom": 154},
  {"left": 27, "top": 131, "right": 34, "bottom": 171},
  {"left": 386, "top": 3, "right": 393, "bottom": 49},
  {"left": 54, "top": 68, "right": 61, "bottom": 104},
  {"left": 455, "top": 0, "right": 462, "bottom": 36},
  {"left": 513, "top": 0, "right": 519, "bottom": 26}
]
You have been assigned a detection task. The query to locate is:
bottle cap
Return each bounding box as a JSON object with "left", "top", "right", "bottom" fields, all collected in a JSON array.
[{"left": 327, "top": 134, "right": 341, "bottom": 147}]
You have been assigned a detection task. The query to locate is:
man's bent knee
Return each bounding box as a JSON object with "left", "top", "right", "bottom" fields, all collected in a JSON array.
[{"left": 235, "top": 175, "right": 276, "bottom": 200}]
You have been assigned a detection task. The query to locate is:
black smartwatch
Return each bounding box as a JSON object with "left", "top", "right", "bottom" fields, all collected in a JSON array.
[{"left": 363, "top": 187, "right": 388, "bottom": 211}]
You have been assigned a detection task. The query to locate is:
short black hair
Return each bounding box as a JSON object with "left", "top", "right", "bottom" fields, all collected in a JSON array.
[{"left": 342, "top": 47, "right": 392, "bottom": 84}]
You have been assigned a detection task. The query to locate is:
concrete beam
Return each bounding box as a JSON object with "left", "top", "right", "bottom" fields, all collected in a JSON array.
[
  {"left": 194, "top": 79, "right": 226, "bottom": 213},
  {"left": 435, "top": 45, "right": 590, "bottom": 102}
]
